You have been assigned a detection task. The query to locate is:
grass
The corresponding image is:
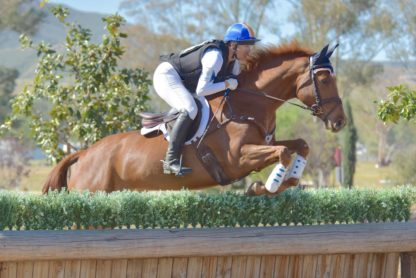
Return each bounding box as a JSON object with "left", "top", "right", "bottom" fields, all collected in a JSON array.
[
  {"left": 18, "top": 160, "right": 53, "bottom": 192},
  {"left": 353, "top": 161, "right": 398, "bottom": 189},
  {"left": 323, "top": 161, "right": 399, "bottom": 190}
]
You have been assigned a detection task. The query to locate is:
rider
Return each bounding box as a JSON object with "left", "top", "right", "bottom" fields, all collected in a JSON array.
[{"left": 153, "top": 23, "right": 260, "bottom": 176}]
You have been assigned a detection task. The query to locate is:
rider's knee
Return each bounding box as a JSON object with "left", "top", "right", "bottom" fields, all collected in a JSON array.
[{"left": 186, "top": 106, "right": 198, "bottom": 120}]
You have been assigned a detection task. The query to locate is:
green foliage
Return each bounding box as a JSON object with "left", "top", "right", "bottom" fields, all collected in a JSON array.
[
  {"left": 0, "top": 187, "right": 414, "bottom": 231},
  {"left": 1, "top": 6, "right": 151, "bottom": 162},
  {"left": 342, "top": 100, "right": 358, "bottom": 188},
  {"left": 0, "top": 67, "right": 19, "bottom": 122},
  {"left": 377, "top": 85, "right": 416, "bottom": 123}
]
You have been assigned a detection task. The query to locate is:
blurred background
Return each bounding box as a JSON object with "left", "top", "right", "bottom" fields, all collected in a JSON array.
[{"left": 0, "top": 0, "right": 415, "bottom": 192}]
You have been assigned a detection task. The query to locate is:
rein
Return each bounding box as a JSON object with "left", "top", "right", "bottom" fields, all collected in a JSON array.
[{"left": 236, "top": 88, "right": 312, "bottom": 112}]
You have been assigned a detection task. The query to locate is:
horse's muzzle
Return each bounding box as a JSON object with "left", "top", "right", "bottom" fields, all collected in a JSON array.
[
  {"left": 331, "top": 118, "right": 346, "bottom": 132},
  {"left": 324, "top": 118, "right": 346, "bottom": 132}
]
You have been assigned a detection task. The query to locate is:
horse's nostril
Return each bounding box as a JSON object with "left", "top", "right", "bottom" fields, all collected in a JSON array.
[
  {"left": 335, "top": 121, "right": 340, "bottom": 128},
  {"left": 335, "top": 119, "right": 345, "bottom": 129}
]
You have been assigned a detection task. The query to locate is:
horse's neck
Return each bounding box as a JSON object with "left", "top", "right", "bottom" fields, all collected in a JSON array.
[
  {"left": 207, "top": 55, "right": 307, "bottom": 133},
  {"left": 238, "top": 56, "right": 307, "bottom": 111},
  {"left": 229, "top": 56, "right": 308, "bottom": 132},
  {"left": 259, "top": 58, "right": 307, "bottom": 101}
]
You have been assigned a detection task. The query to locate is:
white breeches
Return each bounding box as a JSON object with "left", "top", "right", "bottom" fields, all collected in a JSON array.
[{"left": 153, "top": 62, "right": 198, "bottom": 120}]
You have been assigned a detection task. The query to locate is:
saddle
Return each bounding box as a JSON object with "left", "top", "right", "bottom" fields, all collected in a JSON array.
[
  {"left": 138, "top": 95, "right": 233, "bottom": 186},
  {"left": 139, "top": 97, "right": 204, "bottom": 142}
]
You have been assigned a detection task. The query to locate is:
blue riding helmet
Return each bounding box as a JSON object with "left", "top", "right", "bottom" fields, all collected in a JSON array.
[{"left": 223, "top": 23, "right": 260, "bottom": 45}]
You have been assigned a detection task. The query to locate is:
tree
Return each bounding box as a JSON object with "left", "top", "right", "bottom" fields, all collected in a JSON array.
[
  {"left": 375, "top": 84, "right": 416, "bottom": 167},
  {"left": 287, "top": 0, "right": 395, "bottom": 90},
  {"left": 386, "top": 0, "right": 416, "bottom": 63},
  {"left": 119, "top": 0, "right": 278, "bottom": 44},
  {"left": 120, "top": 24, "right": 190, "bottom": 71},
  {"left": 0, "top": 136, "right": 30, "bottom": 190},
  {"left": 287, "top": 0, "right": 400, "bottom": 169},
  {"left": 0, "top": 0, "right": 45, "bottom": 35},
  {"left": 1, "top": 6, "right": 151, "bottom": 163},
  {"left": 377, "top": 85, "right": 416, "bottom": 123},
  {"left": 342, "top": 100, "right": 357, "bottom": 188},
  {"left": 0, "top": 67, "right": 19, "bottom": 122}
]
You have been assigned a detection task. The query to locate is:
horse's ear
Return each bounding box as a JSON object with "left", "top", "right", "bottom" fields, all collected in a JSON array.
[
  {"left": 312, "top": 44, "right": 329, "bottom": 65},
  {"left": 325, "top": 43, "right": 339, "bottom": 58},
  {"left": 318, "top": 44, "right": 329, "bottom": 59}
]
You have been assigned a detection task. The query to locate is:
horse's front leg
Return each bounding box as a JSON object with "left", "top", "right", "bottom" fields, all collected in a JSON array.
[
  {"left": 272, "top": 138, "right": 309, "bottom": 158},
  {"left": 239, "top": 144, "right": 292, "bottom": 196},
  {"left": 239, "top": 144, "right": 293, "bottom": 168},
  {"left": 273, "top": 138, "right": 310, "bottom": 186},
  {"left": 244, "top": 139, "right": 310, "bottom": 196}
]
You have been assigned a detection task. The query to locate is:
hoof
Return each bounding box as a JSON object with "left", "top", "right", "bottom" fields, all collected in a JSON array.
[
  {"left": 285, "top": 177, "right": 299, "bottom": 187},
  {"left": 245, "top": 181, "right": 267, "bottom": 196}
]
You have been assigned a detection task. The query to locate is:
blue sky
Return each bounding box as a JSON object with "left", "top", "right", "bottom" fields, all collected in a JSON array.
[{"left": 49, "top": 0, "right": 124, "bottom": 16}]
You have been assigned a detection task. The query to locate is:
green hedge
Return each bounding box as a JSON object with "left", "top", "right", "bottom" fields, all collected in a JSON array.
[{"left": 0, "top": 187, "right": 415, "bottom": 231}]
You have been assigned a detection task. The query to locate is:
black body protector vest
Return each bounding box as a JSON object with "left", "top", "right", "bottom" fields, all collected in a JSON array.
[{"left": 160, "top": 40, "right": 235, "bottom": 93}]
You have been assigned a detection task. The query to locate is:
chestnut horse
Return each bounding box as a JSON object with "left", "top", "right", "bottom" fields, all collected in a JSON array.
[{"left": 43, "top": 41, "right": 346, "bottom": 195}]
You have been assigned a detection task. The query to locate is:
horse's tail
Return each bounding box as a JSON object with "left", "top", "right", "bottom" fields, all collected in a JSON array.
[{"left": 42, "top": 150, "right": 83, "bottom": 194}]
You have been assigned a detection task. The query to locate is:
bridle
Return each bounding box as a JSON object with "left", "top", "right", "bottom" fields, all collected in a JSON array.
[
  {"left": 237, "top": 56, "right": 342, "bottom": 122},
  {"left": 197, "top": 54, "right": 343, "bottom": 148},
  {"left": 308, "top": 57, "right": 342, "bottom": 122}
]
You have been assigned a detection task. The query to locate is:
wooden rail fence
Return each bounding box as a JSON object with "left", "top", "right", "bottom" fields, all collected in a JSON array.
[{"left": 0, "top": 222, "right": 415, "bottom": 277}]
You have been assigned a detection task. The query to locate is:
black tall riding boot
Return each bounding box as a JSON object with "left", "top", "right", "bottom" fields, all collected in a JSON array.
[{"left": 162, "top": 109, "right": 193, "bottom": 176}]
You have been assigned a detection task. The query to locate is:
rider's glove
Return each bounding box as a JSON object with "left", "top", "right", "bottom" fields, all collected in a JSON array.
[{"left": 225, "top": 78, "right": 238, "bottom": 90}]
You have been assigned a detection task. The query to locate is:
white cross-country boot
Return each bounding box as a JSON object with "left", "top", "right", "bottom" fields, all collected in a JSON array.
[
  {"left": 264, "top": 163, "right": 287, "bottom": 193},
  {"left": 285, "top": 154, "right": 307, "bottom": 182}
]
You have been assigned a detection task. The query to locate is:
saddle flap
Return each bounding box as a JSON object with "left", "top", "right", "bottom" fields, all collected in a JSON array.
[
  {"left": 139, "top": 108, "right": 179, "bottom": 128},
  {"left": 140, "top": 96, "right": 210, "bottom": 145},
  {"left": 139, "top": 111, "right": 167, "bottom": 120}
]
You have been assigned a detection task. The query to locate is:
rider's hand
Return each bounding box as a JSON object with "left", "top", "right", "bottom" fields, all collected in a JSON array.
[{"left": 225, "top": 78, "right": 238, "bottom": 90}]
